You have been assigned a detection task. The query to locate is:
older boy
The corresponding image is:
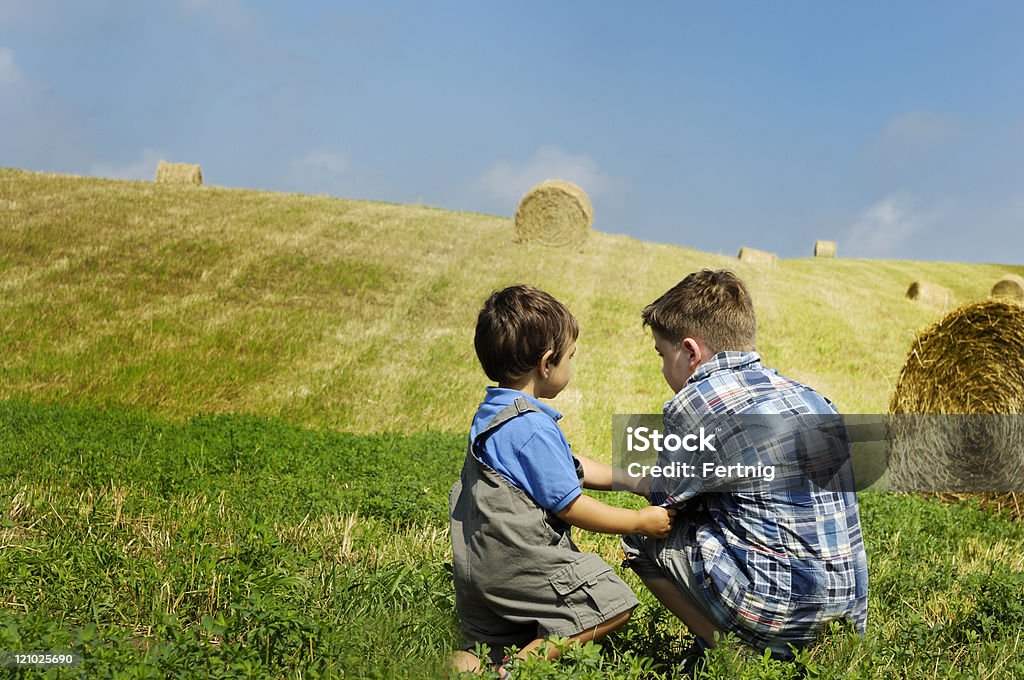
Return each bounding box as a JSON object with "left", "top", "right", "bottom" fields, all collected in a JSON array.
[
  {"left": 450, "top": 285, "right": 675, "bottom": 675},
  {"left": 622, "top": 269, "right": 868, "bottom": 659}
]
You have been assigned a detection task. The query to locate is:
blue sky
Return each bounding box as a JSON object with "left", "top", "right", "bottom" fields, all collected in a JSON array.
[{"left": 2, "top": 1, "right": 1023, "bottom": 264}]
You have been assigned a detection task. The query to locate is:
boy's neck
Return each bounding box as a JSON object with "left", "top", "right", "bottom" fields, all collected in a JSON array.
[
  {"left": 498, "top": 381, "right": 535, "bottom": 398},
  {"left": 498, "top": 373, "right": 538, "bottom": 398}
]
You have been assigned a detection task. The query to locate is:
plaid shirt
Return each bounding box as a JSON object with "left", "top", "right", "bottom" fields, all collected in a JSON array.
[{"left": 656, "top": 352, "right": 868, "bottom": 655}]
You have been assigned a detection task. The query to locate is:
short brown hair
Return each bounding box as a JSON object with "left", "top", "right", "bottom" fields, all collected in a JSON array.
[
  {"left": 642, "top": 269, "right": 756, "bottom": 354},
  {"left": 474, "top": 285, "right": 579, "bottom": 384}
]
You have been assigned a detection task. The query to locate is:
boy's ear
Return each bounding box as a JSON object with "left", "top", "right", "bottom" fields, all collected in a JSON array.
[
  {"left": 682, "top": 338, "right": 704, "bottom": 368},
  {"left": 538, "top": 348, "right": 555, "bottom": 378}
]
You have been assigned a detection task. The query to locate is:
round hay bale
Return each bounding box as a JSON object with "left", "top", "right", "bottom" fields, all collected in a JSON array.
[
  {"left": 887, "top": 299, "right": 1024, "bottom": 492},
  {"left": 991, "top": 273, "right": 1024, "bottom": 301},
  {"left": 905, "top": 280, "right": 953, "bottom": 307},
  {"left": 737, "top": 246, "right": 778, "bottom": 266},
  {"left": 155, "top": 161, "right": 203, "bottom": 186},
  {"left": 514, "top": 180, "right": 592, "bottom": 248},
  {"left": 813, "top": 240, "right": 836, "bottom": 258}
]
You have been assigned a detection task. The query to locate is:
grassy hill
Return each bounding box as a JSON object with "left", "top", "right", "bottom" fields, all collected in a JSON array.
[
  {"left": 3, "top": 168, "right": 1024, "bottom": 678},
  {"left": 2, "top": 167, "right": 1021, "bottom": 455}
]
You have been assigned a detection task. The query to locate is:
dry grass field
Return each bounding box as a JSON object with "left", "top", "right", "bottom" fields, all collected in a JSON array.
[{"left": 3, "top": 168, "right": 1019, "bottom": 454}]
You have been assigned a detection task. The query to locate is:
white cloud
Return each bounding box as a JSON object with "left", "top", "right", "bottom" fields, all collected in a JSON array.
[
  {"left": 475, "top": 146, "right": 616, "bottom": 205},
  {"left": 845, "top": 193, "right": 945, "bottom": 258},
  {"left": 90, "top": 148, "right": 167, "bottom": 181},
  {"left": 0, "top": 47, "right": 24, "bottom": 89}
]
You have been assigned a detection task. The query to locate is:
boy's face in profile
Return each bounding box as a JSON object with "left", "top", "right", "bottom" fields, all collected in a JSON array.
[{"left": 653, "top": 330, "right": 695, "bottom": 394}]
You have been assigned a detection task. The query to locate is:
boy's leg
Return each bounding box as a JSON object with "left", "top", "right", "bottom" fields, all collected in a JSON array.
[
  {"left": 455, "top": 602, "right": 635, "bottom": 676},
  {"left": 478, "top": 609, "right": 632, "bottom": 677},
  {"left": 450, "top": 602, "right": 632, "bottom": 677},
  {"left": 638, "top": 573, "right": 724, "bottom": 647},
  {"left": 515, "top": 607, "right": 634, "bottom": 660},
  {"left": 622, "top": 532, "right": 725, "bottom": 646},
  {"left": 450, "top": 650, "right": 486, "bottom": 675}
]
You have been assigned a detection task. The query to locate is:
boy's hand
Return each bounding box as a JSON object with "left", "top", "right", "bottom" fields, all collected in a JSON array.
[{"left": 637, "top": 506, "right": 676, "bottom": 539}]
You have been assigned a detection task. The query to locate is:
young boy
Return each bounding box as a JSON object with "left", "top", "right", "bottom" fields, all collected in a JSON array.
[
  {"left": 622, "top": 269, "right": 869, "bottom": 659},
  {"left": 450, "top": 285, "right": 674, "bottom": 675}
]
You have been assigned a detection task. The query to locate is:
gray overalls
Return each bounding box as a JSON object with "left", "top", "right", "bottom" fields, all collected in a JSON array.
[{"left": 449, "top": 396, "right": 638, "bottom": 654}]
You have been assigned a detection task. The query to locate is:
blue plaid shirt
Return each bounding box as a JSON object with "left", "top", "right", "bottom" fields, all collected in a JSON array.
[{"left": 647, "top": 352, "right": 868, "bottom": 655}]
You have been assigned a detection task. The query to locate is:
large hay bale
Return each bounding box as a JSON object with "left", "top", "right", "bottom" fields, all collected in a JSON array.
[
  {"left": 813, "top": 240, "right": 836, "bottom": 258},
  {"left": 992, "top": 273, "right": 1024, "bottom": 301},
  {"left": 155, "top": 161, "right": 203, "bottom": 186},
  {"left": 905, "top": 280, "right": 953, "bottom": 307},
  {"left": 887, "top": 299, "right": 1024, "bottom": 492},
  {"left": 514, "top": 180, "right": 592, "bottom": 248},
  {"left": 737, "top": 246, "right": 778, "bottom": 266}
]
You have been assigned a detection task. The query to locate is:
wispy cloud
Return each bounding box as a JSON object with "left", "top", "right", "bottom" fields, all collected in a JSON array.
[
  {"left": 880, "top": 111, "right": 959, "bottom": 146},
  {"left": 179, "top": 0, "right": 256, "bottom": 34},
  {"left": 475, "top": 146, "right": 617, "bottom": 206},
  {"left": 0, "top": 46, "right": 91, "bottom": 172},
  {"left": 292, "top": 149, "right": 348, "bottom": 176},
  {"left": 281, "top": 149, "right": 350, "bottom": 195},
  {"left": 845, "top": 193, "right": 946, "bottom": 258},
  {"left": 0, "top": 47, "right": 24, "bottom": 89},
  {"left": 90, "top": 148, "right": 167, "bottom": 182},
  {"left": 867, "top": 111, "right": 960, "bottom": 174}
]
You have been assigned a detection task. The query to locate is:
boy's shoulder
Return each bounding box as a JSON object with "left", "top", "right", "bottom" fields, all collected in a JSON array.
[
  {"left": 669, "top": 351, "right": 830, "bottom": 417},
  {"left": 471, "top": 390, "right": 566, "bottom": 449}
]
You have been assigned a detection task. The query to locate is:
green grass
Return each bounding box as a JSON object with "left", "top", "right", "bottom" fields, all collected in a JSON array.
[
  {"left": 0, "top": 400, "right": 462, "bottom": 677},
  {"left": 3, "top": 168, "right": 1024, "bottom": 677},
  {"left": 0, "top": 401, "right": 1022, "bottom": 678}
]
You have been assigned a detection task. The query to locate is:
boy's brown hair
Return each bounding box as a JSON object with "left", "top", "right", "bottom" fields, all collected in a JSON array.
[
  {"left": 642, "top": 269, "right": 756, "bottom": 354},
  {"left": 475, "top": 285, "right": 579, "bottom": 384}
]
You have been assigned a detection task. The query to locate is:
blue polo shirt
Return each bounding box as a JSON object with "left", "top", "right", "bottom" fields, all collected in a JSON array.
[{"left": 470, "top": 387, "right": 582, "bottom": 513}]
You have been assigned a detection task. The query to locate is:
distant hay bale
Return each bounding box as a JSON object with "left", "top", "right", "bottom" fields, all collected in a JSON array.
[
  {"left": 991, "top": 273, "right": 1024, "bottom": 301},
  {"left": 514, "top": 180, "right": 592, "bottom": 248},
  {"left": 813, "top": 240, "right": 836, "bottom": 258},
  {"left": 887, "top": 299, "right": 1024, "bottom": 492},
  {"left": 155, "top": 161, "right": 203, "bottom": 186},
  {"left": 736, "top": 246, "right": 778, "bottom": 266},
  {"left": 905, "top": 280, "right": 953, "bottom": 307}
]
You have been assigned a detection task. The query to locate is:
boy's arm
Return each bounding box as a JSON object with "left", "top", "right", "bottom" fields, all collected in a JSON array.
[
  {"left": 575, "top": 453, "right": 650, "bottom": 498},
  {"left": 574, "top": 453, "right": 613, "bottom": 489},
  {"left": 555, "top": 493, "right": 674, "bottom": 538}
]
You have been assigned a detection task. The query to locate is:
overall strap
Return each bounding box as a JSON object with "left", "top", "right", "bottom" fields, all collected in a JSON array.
[{"left": 470, "top": 396, "right": 543, "bottom": 453}]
